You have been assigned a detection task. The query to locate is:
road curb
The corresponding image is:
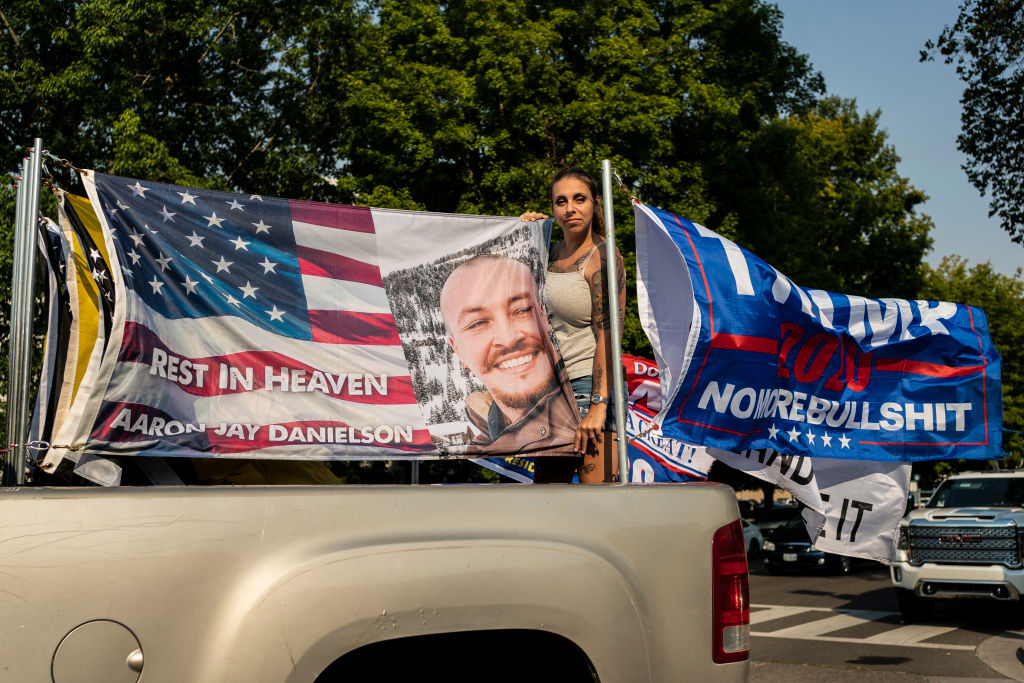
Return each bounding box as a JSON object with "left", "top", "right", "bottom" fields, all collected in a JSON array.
[{"left": 977, "top": 632, "right": 1024, "bottom": 682}]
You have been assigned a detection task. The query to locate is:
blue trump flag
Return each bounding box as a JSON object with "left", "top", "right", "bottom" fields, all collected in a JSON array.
[{"left": 635, "top": 201, "right": 1002, "bottom": 462}]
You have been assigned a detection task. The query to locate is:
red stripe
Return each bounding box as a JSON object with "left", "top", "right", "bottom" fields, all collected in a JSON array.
[
  {"left": 670, "top": 213, "right": 716, "bottom": 420},
  {"left": 288, "top": 201, "right": 375, "bottom": 233},
  {"left": 673, "top": 213, "right": 714, "bottom": 333},
  {"left": 204, "top": 420, "right": 434, "bottom": 454},
  {"left": 709, "top": 333, "right": 777, "bottom": 354},
  {"left": 631, "top": 441, "right": 705, "bottom": 476},
  {"left": 90, "top": 401, "right": 175, "bottom": 442},
  {"left": 119, "top": 322, "right": 413, "bottom": 403},
  {"left": 297, "top": 244, "right": 383, "bottom": 287},
  {"left": 310, "top": 310, "right": 401, "bottom": 345},
  {"left": 859, "top": 440, "right": 989, "bottom": 446},
  {"left": 873, "top": 357, "right": 985, "bottom": 378},
  {"left": 676, "top": 419, "right": 763, "bottom": 436},
  {"left": 91, "top": 405, "right": 435, "bottom": 454}
]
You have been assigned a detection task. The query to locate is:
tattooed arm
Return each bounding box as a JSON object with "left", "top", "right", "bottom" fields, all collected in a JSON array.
[{"left": 574, "top": 242, "right": 626, "bottom": 464}]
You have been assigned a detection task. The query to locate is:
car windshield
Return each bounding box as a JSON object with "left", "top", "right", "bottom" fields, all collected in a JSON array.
[{"left": 927, "top": 477, "right": 1024, "bottom": 508}]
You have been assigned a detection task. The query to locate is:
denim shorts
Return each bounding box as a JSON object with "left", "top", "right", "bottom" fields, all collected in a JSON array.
[{"left": 570, "top": 375, "right": 623, "bottom": 432}]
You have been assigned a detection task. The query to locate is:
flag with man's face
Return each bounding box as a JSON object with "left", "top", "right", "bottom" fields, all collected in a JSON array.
[{"left": 43, "top": 171, "right": 578, "bottom": 464}]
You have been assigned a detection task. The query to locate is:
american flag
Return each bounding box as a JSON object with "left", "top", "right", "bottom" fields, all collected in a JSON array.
[{"left": 76, "top": 171, "right": 435, "bottom": 458}]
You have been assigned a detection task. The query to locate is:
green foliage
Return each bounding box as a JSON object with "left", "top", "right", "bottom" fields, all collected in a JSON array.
[
  {"left": 923, "top": 0, "right": 1024, "bottom": 244},
  {"left": 1, "top": 0, "right": 946, "bottom": 453},
  {"left": 0, "top": 182, "right": 14, "bottom": 431},
  {"left": 920, "top": 256, "right": 1024, "bottom": 469},
  {"left": 720, "top": 97, "right": 933, "bottom": 298}
]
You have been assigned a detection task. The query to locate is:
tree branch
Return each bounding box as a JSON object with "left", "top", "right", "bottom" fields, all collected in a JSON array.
[
  {"left": 197, "top": 12, "right": 238, "bottom": 65},
  {"left": 0, "top": 8, "right": 27, "bottom": 63}
]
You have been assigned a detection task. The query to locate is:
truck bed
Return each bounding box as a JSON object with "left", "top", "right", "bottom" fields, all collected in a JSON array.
[{"left": 1, "top": 482, "right": 748, "bottom": 682}]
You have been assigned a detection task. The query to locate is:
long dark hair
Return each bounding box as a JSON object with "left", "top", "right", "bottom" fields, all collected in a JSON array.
[{"left": 550, "top": 167, "right": 605, "bottom": 234}]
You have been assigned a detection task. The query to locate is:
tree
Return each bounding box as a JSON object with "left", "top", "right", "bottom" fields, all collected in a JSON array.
[
  {"left": 716, "top": 96, "right": 933, "bottom": 299},
  {"left": 0, "top": 0, "right": 365, "bottom": 195},
  {"left": 923, "top": 0, "right": 1024, "bottom": 244},
  {"left": 1, "top": 0, "right": 940, "bottom": 428},
  {"left": 918, "top": 256, "right": 1024, "bottom": 478},
  {"left": 314, "top": 0, "right": 936, "bottom": 353}
]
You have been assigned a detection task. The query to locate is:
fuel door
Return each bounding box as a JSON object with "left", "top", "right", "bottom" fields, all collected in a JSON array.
[{"left": 52, "top": 619, "right": 143, "bottom": 683}]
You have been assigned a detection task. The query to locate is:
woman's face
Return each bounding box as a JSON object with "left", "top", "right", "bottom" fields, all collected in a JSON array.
[{"left": 551, "top": 177, "right": 596, "bottom": 239}]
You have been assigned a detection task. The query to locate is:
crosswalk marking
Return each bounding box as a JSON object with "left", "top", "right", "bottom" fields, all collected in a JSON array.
[
  {"left": 862, "top": 624, "right": 959, "bottom": 647},
  {"left": 760, "top": 610, "right": 892, "bottom": 639},
  {"left": 750, "top": 603, "right": 975, "bottom": 651},
  {"left": 749, "top": 605, "right": 813, "bottom": 625}
]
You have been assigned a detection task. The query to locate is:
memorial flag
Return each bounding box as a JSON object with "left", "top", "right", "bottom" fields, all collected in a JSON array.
[{"left": 43, "top": 171, "right": 578, "bottom": 463}]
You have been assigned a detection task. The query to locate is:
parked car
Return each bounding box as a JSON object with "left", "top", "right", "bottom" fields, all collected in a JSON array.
[
  {"left": 742, "top": 519, "right": 764, "bottom": 560},
  {"left": 736, "top": 499, "right": 758, "bottom": 520},
  {"left": 761, "top": 514, "right": 858, "bottom": 575},
  {"left": 753, "top": 505, "right": 802, "bottom": 534},
  {"left": 891, "top": 469, "right": 1024, "bottom": 622}
]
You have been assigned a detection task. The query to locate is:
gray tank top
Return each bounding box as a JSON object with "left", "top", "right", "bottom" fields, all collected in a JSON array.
[{"left": 544, "top": 246, "right": 599, "bottom": 380}]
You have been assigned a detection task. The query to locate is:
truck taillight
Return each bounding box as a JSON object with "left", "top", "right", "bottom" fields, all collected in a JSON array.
[{"left": 712, "top": 520, "right": 750, "bottom": 664}]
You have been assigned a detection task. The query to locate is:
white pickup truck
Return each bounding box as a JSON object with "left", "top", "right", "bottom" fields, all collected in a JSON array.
[
  {"left": 891, "top": 469, "right": 1024, "bottom": 621},
  {"left": 0, "top": 482, "right": 750, "bottom": 682}
]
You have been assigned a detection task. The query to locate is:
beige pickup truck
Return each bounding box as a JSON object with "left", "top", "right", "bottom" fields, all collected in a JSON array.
[{"left": 1, "top": 482, "right": 749, "bottom": 682}]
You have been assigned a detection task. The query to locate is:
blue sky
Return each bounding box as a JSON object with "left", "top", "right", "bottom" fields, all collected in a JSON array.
[{"left": 772, "top": 0, "right": 1023, "bottom": 278}]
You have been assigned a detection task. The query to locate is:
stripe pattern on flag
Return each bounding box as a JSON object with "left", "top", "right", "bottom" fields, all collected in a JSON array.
[{"left": 81, "top": 173, "right": 432, "bottom": 458}]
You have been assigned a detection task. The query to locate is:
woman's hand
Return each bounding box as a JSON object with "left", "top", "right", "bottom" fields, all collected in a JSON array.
[
  {"left": 519, "top": 211, "right": 549, "bottom": 222},
  {"left": 575, "top": 402, "right": 607, "bottom": 454}
]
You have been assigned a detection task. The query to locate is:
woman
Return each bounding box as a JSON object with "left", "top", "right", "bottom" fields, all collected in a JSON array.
[{"left": 521, "top": 167, "right": 626, "bottom": 484}]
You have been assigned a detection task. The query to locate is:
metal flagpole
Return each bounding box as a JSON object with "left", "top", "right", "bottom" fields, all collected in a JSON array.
[
  {"left": 4, "top": 139, "right": 42, "bottom": 486},
  {"left": 3, "top": 158, "right": 27, "bottom": 485},
  {"left": 600, "top": 160, "right": 629, "bottom": 484}
]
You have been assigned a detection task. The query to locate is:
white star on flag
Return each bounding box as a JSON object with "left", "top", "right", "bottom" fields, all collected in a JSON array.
[
  {"left": 212, "top": 255, "right": 233, "bottom": 273},
  {"left": 205, "top": 212, "right": 226, "bottom": 228},
  {"left": 252, "top": 220, "right": 271, "bottom": 234},
  {"left": 267, "top": 305, "right": 285, "bottom": 321},
  {"left": 240, "top": 281, "right": 259, "bottom": 299},
  {"left": 182, "top": 276, "right": 199, "bottom": 295},
  {"left": 259, "top": 257, "right": 277, "bottom": 274},
  {"left": 159, "top": 206, "right": 176, "bottom": 222},
  {"left": 821, "top": 433, "right": 833, "bottom": 447},
  {"left": 787, "top": 426, "right": 801, "bottom": 442},
  {"left": 128, "top": 181, "right": 149, "bottom": 197},
  {"left": 226, "top": 199, "right": 245, "bottom": 211},
  {"left": 155, "top": 253, "right": 173, "bottom": 272},
  {"left": 838, "top": 434, "right": 851, "bottom": 449},
  {"left": 767, "top": 424, "right": 779, "bottom": 439},
  {"left": 187, "top": 232, "right": 205, "bottom": 248},
  {"left": 230, "top": 236, "right": 250, "bottom": 251},
  {"left": 178, "top": 190, "right": 197, "bottom": 205},
  {"left": 148, "top": 276, "right": 165, "bottom": 294}
]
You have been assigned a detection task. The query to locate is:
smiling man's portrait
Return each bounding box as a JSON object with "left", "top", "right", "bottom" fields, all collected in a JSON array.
[{"left": 440, "top": 254, "right": 577, "bottom": 453}]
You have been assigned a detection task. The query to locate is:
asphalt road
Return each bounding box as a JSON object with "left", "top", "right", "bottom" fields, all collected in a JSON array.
[{"left": 746, "top": 557, "right": 1024, "bottom": 682}]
